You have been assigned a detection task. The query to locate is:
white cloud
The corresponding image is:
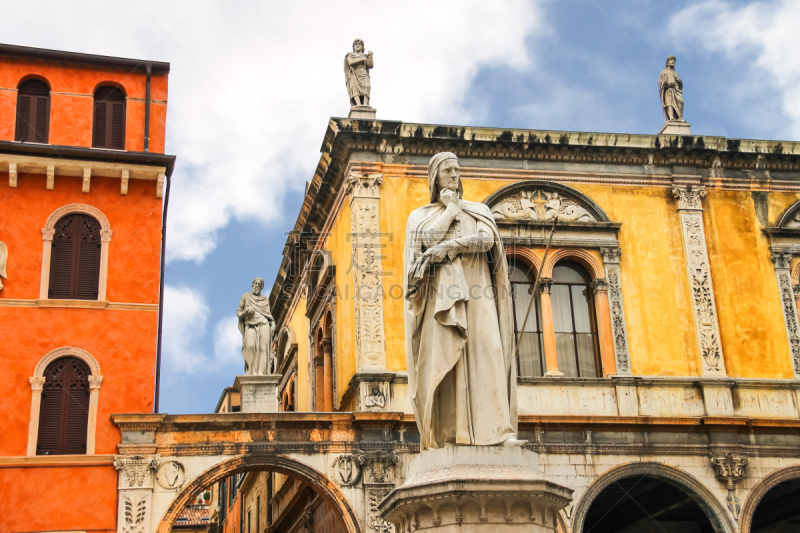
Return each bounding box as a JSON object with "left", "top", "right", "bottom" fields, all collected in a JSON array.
[
  {"left": 2, "top": 0, "right": 545, "bottom": 263},
  {"left": 162, "top": 285, "right": 242, "bottom": 376},
  {"left": 667, "top": 0, "right": 800, "bottom": 138}
]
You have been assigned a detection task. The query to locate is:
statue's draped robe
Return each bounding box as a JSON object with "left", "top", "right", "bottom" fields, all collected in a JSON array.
[
  {"left": 344, "top": 52, "right": 372, "bottom": 100},
  {"left": 238, "top": 292, "right": 274, "bottom": 375},
  {"left": 659, "top": 67, "right": 684, "bottom": 121},
  {"left": 404, "top": 199, "right": 517, "bottom": 450}
]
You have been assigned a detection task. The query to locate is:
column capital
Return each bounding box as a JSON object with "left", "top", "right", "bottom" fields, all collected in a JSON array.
[
  {"left": 771, "top": 249, "right": 793, "bottom": 270},
  {"left": 600, "top": 247, "right": 622, "bottom": 264},
  {"left": 114, "top": 454, "right": 160, "bottom": 490},
  {"left": 321, "top": 337, "right": 333, "bottom": 352},
  {"left": 29, "top": 376, "right": 46, "bottom": 391},
  {"left": 672, "top": 185, "right": 706, "bottom": 211},
  {"left": 41, "top": 228, "right": 55, "bottom": 242},
  {"left": 347, "top": 172, "right": 384, "bottom": 200},
  {"left": 591, "top": 278, "right": 608, "bottom": 293},
  {"left": 539, "top": 277, "right": 554, "bottom": 294},
  {"left": 88, "top": 375, "right": 103, "bottom": 390},
  {"left": 710, "top": 454, "right": 749, "bottom": 491}
]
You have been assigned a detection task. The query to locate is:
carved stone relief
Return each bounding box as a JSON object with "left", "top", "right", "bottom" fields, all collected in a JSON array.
[
  {"left": 367, "top": 489, "right": 394, "bottom": 533},
  {"left": 771, "top": 249, "right": 800, "bottom": 377},
  {"left": 348, "top": 172, "right": 387, "bottom": 372},
  {"left": 710, "top": 454, "right": 749, "bottom": 521},
  {"left": 360, "top": 381, "right": 389, "bottom": 412},
  {"left": 156, "top": 460, "right": 186, "bottom": 490},
  {"left": 600, "top": 247, "right": 632, "bottom": 375},
  {"left": 672, "top": 186, "right": 727, "bottom": 376},
  {"left": 115, "top": 455, "right": 159, "bottom": 489},
  {"left": 331, "top": 454, "right": 365, "bottom": 486},
  {"left": 122, "top": 495, "right": 148, "bottom": 533},
  {"left": 490, "top": 189, "right": 596, "bottom": 222}
]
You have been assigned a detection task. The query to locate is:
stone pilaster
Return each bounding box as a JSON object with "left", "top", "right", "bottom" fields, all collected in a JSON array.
[
  {"left": 115, "top": 455, "right": 159, "bottom": 533},
  {"left": 710, "top": 454, "right": 749, "bottom": 522},
  {"left": 600, "top": 248, "right": 632, "bottom": 376},
  {"left": 672, "top": 186, "right": 727, "bottom": 376},
  {"left": 771, "top": 249, "right": 800, "bottom": 378}
]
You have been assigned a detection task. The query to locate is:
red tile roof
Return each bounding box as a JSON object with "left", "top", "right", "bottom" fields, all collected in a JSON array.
[{"left": 173, "top": 504, "right": 210, "bottom": 528}]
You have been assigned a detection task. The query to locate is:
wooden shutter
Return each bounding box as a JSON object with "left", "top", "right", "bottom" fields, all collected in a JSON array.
[
  {"left": 49, "top": 214, "right": 101, "bottom": 300},
  {"left": 93, "top": 86, "right": 126, "bottom": 149},
  {"left": 15, "top": 80, "right": 50, "bottom": 143},
  {"left": 37, "top": 357, "right": 91, "bottom": 455}
]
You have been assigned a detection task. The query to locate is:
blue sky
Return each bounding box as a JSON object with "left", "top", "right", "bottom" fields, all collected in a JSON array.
[{"left": 6, "top": 0, "right": 800, "bottom": 413}]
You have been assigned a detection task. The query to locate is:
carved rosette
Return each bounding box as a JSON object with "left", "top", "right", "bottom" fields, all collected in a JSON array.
[
  {"left": 672, "top": 186, "right": 726, "bottom": 376},
  {"left": 771, "top": 249, "right": 800, "bottom": 377},
  {"left": 348, "top": 172, "right": 387, "bottom": 373},
  {"left": 600, "top": 247, "right": 632, "bottom": 375}
]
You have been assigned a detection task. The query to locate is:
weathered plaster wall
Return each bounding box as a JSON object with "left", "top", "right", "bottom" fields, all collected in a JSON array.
[
  {"left": 289, "top": 296, "right": 310, "bottom": 412},
  {"left": 0, "top": 57, "right": 168, "bottom": 152}
]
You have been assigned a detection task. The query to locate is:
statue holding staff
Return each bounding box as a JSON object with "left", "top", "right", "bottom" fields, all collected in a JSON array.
[{"left": 237, "top": 277, "right": 275, "bottom": 375}]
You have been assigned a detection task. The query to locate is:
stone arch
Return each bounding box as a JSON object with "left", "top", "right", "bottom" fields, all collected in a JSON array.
[
  {"left": 506, "top": 247, "right": 542, "bottom": 275},
  {"left": 542, "top": 248, "right": 605, "bottom": 280},
  {"left": 776, "top": 200, "right": 800, "bottom": 228},
  {"left": 40, "top": 204, "right": 113, "bottom": 301},
  {"left": 792, "top": 260, "right": 800, "bottom": 285},
  {"left": 484, "top": 180, "right": 611, "bottom": 222},
  {"left": 739, "top": 463, "right": 800, "bottom": 533},
  {"left": 571, "top": 462, "right": 736, "bottom": 533},
  {"left": 155, "top": 454, "right": 361, "bottom": 533},
  {"left": 34, "top": 346, "right": 101, "bottom": 377},
  {"left": 28, "top": 347, "right": 103, "bottom": 456}
]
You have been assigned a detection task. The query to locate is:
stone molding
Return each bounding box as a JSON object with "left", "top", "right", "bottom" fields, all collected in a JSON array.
[
  {"left": 672, "top": 186, "right": 727, "bottom": 376},
  {"left": 28, "top": 346, "right": 103, "bottom": 456},
  {"left": 348, "top": 171, "right": 387, "bottom": 372},
  {"left": 770, "top": 247, "right": 800, "bottom": 378},
  {"left": 739, "top": 464, "right": 800, "bottom": 533},
  {"left": 542, "top": 247, "right": 605, "bottom": 279},
  {"left": 571, "top": 461, "right": 737, "bottom": 533},
  {"left": 40, "top": 203, "right": 113, "bottom": 301}
]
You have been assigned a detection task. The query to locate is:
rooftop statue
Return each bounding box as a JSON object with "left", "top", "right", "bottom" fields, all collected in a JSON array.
[
  {"left": 237, "top": 277, "right": 275, "bottom": 375},
  {"left": 344, "top": 39, "right": 376, "bottom": 119},
  {"left": 404, "top": 152, "right": 525, "bottom": 450},
  {"left": 658, "top": 55, "right": 690, "bottom": 134}
]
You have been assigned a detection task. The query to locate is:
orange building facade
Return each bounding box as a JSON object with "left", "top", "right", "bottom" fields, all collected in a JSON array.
[{"left": 0, "top": 44, "right": 175, "bottom": 533}]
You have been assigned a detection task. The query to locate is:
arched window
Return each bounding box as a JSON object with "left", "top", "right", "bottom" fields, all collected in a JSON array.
[
  {"left": 37, "top": 357, "right": 91, "bottom": 455},
  {"left": 509, "top": 259, "right": 544, "bottom": 377},
  {"left": 15, "top": 79, "right": 50, "bottom": 143},
  {"left": 551, "top": 261, "right": 601, "bottom": 377},
  {"left": 92, "top": 86, "right": 126, "bottom": 149},
  {"left": 48, "top": 213, "right": 102, "bottom": 300}
]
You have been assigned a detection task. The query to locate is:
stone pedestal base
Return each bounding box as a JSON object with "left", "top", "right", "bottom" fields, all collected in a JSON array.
[
  {"left": 348, "top": 105, "right": 376, "bottom": 119},
  {"left": 379, "top": 446, "right": 572, "bottom": 532},
  {"left": 233, "top": 375, "right": 280, "bottom": 413},
  {"left": 659, "top": 120, "right": 691, "bottom": 135}
]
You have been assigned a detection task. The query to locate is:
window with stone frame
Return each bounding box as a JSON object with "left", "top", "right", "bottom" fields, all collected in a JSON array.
[
  {"left": 551, "top": 261, "right": 601, "bottom": 377},
  {"left": 508, "top": 258, "right": 545, "bottom": 377}
]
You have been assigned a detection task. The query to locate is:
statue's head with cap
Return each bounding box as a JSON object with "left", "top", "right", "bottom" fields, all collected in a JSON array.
[{"left": 428, "top": 152, "right": 463, "bottom": 204}]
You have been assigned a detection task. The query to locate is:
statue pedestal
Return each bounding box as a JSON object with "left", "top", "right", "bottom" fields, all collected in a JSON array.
[
  {"left": 379, "top": 446, "right": 572, "bottom": 532},
  {"left": 659, "top": 120, "right": 691, "bottom": 135},
  {"left": 348, "top": 105, "right": 376, "bottom": 119},
  {"left": 233, "top": 375, "right": 280, "bottom": 413}
]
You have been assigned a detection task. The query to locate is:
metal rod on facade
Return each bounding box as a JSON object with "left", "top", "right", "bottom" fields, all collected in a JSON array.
[{"left": 515, "top": 216, "right": 558, "bottom": 356}]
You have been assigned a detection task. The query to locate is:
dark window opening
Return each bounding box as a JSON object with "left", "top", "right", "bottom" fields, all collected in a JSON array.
[
  {"left": 48, "top": 213, "right": 101, "bottom": 300},
  {"left": 37, "top": 357, "right": 91, "bottom": 455},
  {"left": 93, "top": 86, "right": 126, "bottom": 150},
  {"left": 551, "top": 261, "right": 601, "bottom": 377},
  {"left": 508, "top": 258, "right": 544, "bottom": 377},
  {"left": 16, "top": 79, "right": 50, "bottom": 143},
  {"left": 752, "top": 478, "right": 800, "bottom": 532}
]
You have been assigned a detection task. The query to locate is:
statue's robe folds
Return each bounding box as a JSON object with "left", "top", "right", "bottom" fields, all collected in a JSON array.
[
  {"left": 238, "top": 292, "right": 274, "bottom": 375},
  {"left": 659, "top": 68, "right": 684, "bottom": 121},
  {"left": 344, "top": 52, "right": 372, "bottom": 99},
  {"left": 404, "top": 200, "right": 518, "bottom": 450}
]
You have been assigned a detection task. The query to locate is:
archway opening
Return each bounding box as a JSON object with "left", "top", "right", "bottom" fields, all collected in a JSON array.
[
  {"left": 750, "top": 478, "right": 800, "bottom": 532},
  {"left": 156, "top": 456, "right": 359, "bottom": 533},
  {"left": 582, "top": 474, "right": 718, "bottom": 533}
]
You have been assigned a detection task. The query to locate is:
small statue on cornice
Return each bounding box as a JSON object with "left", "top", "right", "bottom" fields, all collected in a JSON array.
[
  {"left": 345, "top": 39, "right": 376, "bottom": 119},
  {"left": 658, "top": 55, "right": 691, "bottom": 135}
]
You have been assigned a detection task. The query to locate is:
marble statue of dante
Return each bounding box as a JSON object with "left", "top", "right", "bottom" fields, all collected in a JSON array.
[
  {"left": 659, "top": 55, "right": 684, "bottom": 122},
  {"left": 237, "top": 277, "right": 275, "bottom": 375},
  {"left": 404, "top": 152, "right": 525, "bottom": 450},
  {"left": 344, "top": 39, "right": 373, "bottom": 107}
]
